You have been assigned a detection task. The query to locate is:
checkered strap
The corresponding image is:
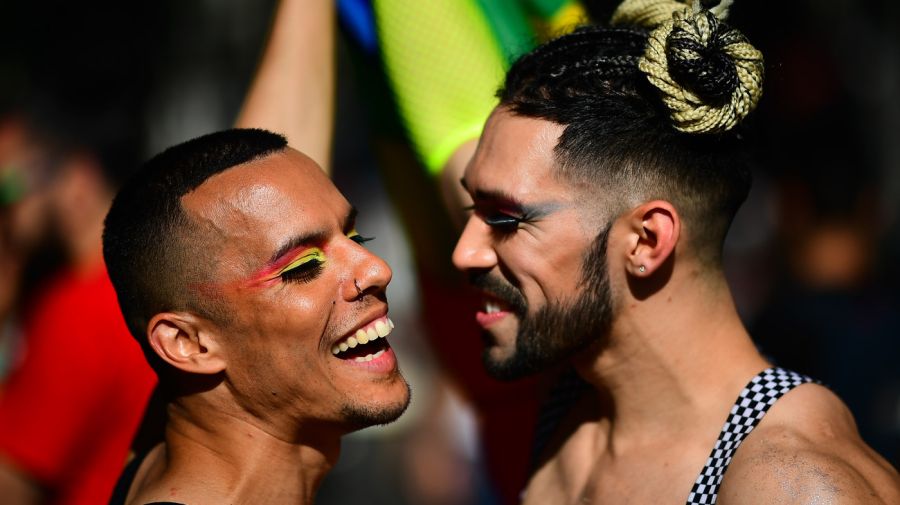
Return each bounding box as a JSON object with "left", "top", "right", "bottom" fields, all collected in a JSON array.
[{"left": 685, "top": 367, "right": 815, "bottom": 505}]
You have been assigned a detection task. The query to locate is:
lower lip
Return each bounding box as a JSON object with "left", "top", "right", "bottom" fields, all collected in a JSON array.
[
  {"left": 342, "top": 345, "right": 398, "bottom": 374},
  {"left": 475, "top": 310, "right": 509, "bottom": 328}
]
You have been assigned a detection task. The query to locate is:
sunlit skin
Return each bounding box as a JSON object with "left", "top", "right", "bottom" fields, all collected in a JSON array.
[
  {"left": 453, "top": 108, "right": 900, "bottom": 504},
  {"left": 214, "top": 223, "right": 369, "bottom": 291},
  {"left": 129, "top": 148, "right": 410, "bottom": 504},
  {"left": 179, "top": 149, "right": 409, "bottom": 434},
  {"left": 453, "top": 109, "right": 599, "bottom": 367}
]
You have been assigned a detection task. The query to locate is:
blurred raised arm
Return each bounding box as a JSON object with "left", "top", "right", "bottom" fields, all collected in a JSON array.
[{"left": 236, "top": 0, "right": 335, "bottom": 172}]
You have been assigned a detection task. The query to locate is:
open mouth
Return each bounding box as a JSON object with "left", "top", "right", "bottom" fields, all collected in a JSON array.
[
  {"left": 484, "top": 296, "right": 511, "bottom": 314},
  {"left": 331, "top": 316, "right": 394, "bottom": 363},
  {"left": 476, "top": 294, "right": 514, "bottom": 327}
]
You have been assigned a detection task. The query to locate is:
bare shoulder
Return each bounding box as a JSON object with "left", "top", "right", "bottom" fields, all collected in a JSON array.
[{"left": 718, "top": 383, "right": 900, "bottom": 504}]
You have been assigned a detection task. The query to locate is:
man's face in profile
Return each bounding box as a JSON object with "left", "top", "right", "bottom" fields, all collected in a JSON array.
[
  {"left": 181, "top": 149, "right": 410, "bottom": 431},
  {"left": 453, "top": 109, "right": 614, "bottom": 380}
]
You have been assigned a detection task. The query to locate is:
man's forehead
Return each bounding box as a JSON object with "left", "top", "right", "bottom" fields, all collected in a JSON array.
[
  {"left": 463, "top": 109, "right": 566, "bottom": 202},
  {"left": 180, "top": 150, "right": 349, "bottom": 261}
]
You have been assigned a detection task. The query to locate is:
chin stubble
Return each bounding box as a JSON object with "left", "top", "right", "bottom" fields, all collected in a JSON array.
[
  {"left": 482, "top": 225, "right": 613, "bottom": 381},
  {"left": 339, "top": 378, "right": 412, "bottom": 429}
]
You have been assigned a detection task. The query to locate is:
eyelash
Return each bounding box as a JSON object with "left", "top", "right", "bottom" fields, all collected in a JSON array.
[
  {"left": 350, "top": 234, "right": 375, "bottom": 246},
  {"left": 279, "top": 232, "right": 374, "bottom": 284},
  {"left": 464, "top": 205, "right": 526, "bottom": 232},
  {"left": 281, "top": 256, "right": 325, "bottom": 284},
  {"left": 484, "top": 213, "right": 522, "bottom": 231}
]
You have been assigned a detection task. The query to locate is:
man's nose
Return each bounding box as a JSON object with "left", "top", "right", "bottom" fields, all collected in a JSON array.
[
  {"left": 344, "top": 243, "right": 392, "bottom": 301},
  {"left": 452, "top": 215, "right": 497, "bottom": 272}
]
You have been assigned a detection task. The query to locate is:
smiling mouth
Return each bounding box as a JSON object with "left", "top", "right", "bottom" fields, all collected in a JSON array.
[
  {"left": 331, "top": 317, "right": 394, "bottom": 363},
  {"left": 482, "top": 290, "right": 517, "bottom": 313},
  {"left": 476, "top": 295, "right": 515, "bottom": 327},
  {"left": 484, "top": 298, "right": 509, "bottom": 314}
]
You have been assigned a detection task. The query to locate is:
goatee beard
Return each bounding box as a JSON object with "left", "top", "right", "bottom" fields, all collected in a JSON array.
[{"left": 475, "top": 226, "right": 613, "bottom": 381}]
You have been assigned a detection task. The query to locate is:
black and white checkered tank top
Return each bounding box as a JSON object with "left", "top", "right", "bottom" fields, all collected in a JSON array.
[{"left": 685, "top": 367, "right": 815, "bottom": 504}]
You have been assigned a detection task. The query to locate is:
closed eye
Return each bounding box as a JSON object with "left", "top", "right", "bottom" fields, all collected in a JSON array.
[
  {"left": 280, "top": 249, "right": 326, "bottom": 284},
  {"left": 483, "top": 212, "right": 522, "bottom": 232}
]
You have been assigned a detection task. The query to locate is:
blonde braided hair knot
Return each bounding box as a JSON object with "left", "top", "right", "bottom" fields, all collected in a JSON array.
[
  {"left": 611, "top": 0, "right": 691, "bottom": 28},
  {"left": 613, "top": 0, "right": 763, "bottom": 134}
]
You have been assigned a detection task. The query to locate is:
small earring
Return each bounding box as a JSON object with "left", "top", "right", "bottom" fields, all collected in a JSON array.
[{"left": 638, "top": 265, "right": 646, "bottom": 273}]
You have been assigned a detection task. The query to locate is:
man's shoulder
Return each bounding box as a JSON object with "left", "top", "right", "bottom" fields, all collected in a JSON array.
[{"left": 718, "top": 383, "right": 900, "bottom": 504}]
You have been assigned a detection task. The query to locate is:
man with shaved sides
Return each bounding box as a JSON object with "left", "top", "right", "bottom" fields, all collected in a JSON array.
[
  {"left": 103, "top": 129, "right": 409, "bottom": 504},
  {"left": 450, "top": 1, "right": 900, "bottom": 503}
]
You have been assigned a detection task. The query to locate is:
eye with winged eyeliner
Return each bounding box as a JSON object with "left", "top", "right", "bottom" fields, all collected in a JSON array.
[
  {"left": 246, "top": 207, "right": 370, "bottom": 287},
  {"left": 465, "top": 197, "right": 566, "bottom": 232},
  {"left": 347, "top": 229, "right": 375, "bottom": 246},
  {"left": 278, "top": 248, "right": 326, "bottom": 283}
]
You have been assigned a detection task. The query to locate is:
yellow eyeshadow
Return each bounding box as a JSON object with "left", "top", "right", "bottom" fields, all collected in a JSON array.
[
  {"left": 277, "top": 248, "right": 326, "bottom": 276},
  {"left": 348, "top": 229, "right": 359, "bottom": 239}
]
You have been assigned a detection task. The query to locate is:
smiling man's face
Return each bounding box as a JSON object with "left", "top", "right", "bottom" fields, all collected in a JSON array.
[
  {"left": 452, "top": 109, "right": 615, "bottom": 380},
  {"left": 181, "top": 148, "right": 409, "bottom": 432}
]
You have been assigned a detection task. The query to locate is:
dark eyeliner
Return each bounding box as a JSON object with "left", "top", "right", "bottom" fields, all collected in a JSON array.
[
  {"left": 484, "top": 213, "right": 522, "bottom": 229},
  {"left": 281, "top": 259, "right": 325, "bottom": 283}
]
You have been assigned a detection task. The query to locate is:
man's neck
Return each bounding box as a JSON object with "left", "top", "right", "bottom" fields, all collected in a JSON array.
[
  {"left": 573, "top": 267, "right": 769, "bottom": 453},
  {"left": 139, "top": 395, "right": 339, "bottom": 505}
]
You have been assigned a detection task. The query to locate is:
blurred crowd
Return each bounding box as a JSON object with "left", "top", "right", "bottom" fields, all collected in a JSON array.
[{"left": 1, "top": 0, "right": 897, "bottom": 504}]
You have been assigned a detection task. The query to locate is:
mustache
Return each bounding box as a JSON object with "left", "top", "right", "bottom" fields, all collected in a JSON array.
[{"left": 468, "top": 271, "right": 527, "bottom": 316}]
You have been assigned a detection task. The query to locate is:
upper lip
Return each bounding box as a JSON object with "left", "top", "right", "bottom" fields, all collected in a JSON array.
[{"left": 335, "top": 305, "right": 388, "bottom": 344}]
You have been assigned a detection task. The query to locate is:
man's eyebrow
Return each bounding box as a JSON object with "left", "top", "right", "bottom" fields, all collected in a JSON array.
[
  {"left": 267, "top": 207, "right": 357, "bottom": 265},
  {"left": 471, "top": 188, "right": 525, "bottom": 212},
  {"left": 269, "top": 231, "right": 328, "bottom": 265},
  {"left": 469, "top": 187, "right": 568, "bottom": 219}
]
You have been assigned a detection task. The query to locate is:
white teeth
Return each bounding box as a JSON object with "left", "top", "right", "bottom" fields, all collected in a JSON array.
[
  {"left": 485, "top": 302, "right": 499, "bottom": 314},
  {"left": 332, "top": 317, "right": 396, "bottom": 357}
]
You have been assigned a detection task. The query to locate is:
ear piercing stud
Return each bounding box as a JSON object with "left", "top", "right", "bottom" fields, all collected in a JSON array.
[{"left": 639, "top": 265, "right": 646, "bottom": 273}]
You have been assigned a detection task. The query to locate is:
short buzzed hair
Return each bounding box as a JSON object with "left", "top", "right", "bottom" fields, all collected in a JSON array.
[{"left": 103, "top": 128, "right": 287, "bottom": 376}]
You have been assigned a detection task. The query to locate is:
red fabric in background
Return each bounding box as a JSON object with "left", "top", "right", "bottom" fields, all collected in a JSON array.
[
  {"left": 0, "top": 263, "right": 156, "bottom": 505},
  {"left": 418, "top": 269, "right": 541, "bottom": 505}
]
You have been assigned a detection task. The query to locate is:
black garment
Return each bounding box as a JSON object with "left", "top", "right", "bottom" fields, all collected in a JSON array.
[{"left": 107, "top": 450, "right": 186, "bottom": 505}]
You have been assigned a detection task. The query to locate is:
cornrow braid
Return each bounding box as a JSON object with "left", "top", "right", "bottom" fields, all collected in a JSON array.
[
  {"left": 500, "top": 26, "right": 649, "bottom": 108},
  {"left": 496, "top": 1, "right": 756, "bottom": 265},
  {"left": 502, "top": 28, "right": 645, "bottom": 98}
]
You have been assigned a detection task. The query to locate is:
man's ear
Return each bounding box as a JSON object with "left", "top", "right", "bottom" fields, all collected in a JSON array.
[
  {"left": 147, "top": 312, "right": 226, "bottom": 375},
  {"left": 623, "top": 200, "right": 680, "bottom": 277}
]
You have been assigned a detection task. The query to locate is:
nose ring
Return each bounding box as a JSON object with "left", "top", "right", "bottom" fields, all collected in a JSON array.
[{"left": 354, "top": 279, "right": 363, "bottom": 297}]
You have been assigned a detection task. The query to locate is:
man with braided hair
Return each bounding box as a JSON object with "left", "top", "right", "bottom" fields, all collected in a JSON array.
[{"left": 452, "top": 0, "right": 900, "bottom": 502}]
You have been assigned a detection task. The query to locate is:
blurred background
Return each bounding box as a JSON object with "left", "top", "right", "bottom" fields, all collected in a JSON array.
[{"left": 0, "top": 0, "right": 897, "bottom": 504}]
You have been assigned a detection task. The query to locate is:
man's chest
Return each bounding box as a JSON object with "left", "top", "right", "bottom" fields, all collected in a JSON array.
[{"left": 524, "top": 438, "right": 709, "bottom": 505}]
